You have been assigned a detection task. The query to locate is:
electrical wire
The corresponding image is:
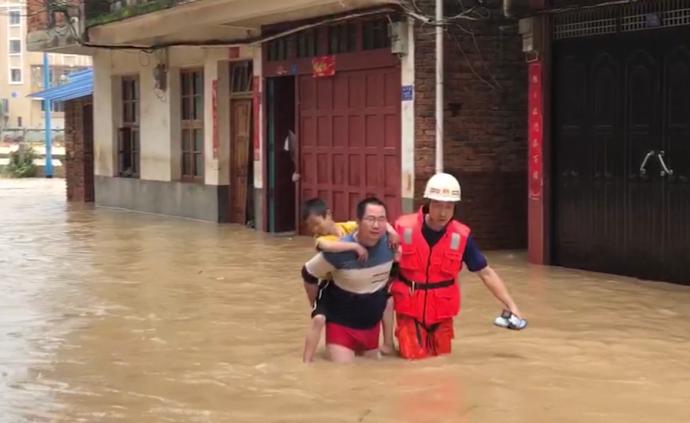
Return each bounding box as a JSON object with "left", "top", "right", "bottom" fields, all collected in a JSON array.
[{"left": 28, "top": 0, "right": 506, "bottom": 99}]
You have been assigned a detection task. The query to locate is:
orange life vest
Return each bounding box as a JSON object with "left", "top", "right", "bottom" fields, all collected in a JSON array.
[{"left": 390, "top": 207, "right": 470, "bottom": 325}]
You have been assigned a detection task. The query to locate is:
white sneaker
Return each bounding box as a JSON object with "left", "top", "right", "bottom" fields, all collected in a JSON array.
[
  {"left": 494, "top": 310, "right": 512, "bottom": 328},
  {"left": 494, "top": 310, "right": 527, "bottom": 330}
]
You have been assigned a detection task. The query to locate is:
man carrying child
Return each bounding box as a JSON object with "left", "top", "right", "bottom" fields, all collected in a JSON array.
[{"left": 300, "top": 197, "right": 396, "bottom": 363}]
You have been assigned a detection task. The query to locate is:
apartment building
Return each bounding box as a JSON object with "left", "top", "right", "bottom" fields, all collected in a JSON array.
[{"left": 1, "top": 0, "right": 90, "bottom": 132}]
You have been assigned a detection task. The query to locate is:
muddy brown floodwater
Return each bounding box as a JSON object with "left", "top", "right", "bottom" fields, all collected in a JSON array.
[{"left": 1, "top": 178, "right": 689, "bottom": 423}]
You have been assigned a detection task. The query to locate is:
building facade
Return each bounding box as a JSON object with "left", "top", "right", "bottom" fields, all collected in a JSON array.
[
  {"left": 25, "top": 0, "right": 527, "bottom": 250},
  {"left": 1, "top": 0, "right": 91, "bottom": 132},
  {"left": 518, "top": 0, "right": 690, "bottom": 284}
]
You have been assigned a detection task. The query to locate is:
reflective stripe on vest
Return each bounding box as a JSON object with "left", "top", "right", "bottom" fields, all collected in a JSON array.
[
  {"left": 450, "top": 232, "right": 461, "bottom": 251},
  {"left": 403, "top": 228, "right": 413, "bottom": 245}
]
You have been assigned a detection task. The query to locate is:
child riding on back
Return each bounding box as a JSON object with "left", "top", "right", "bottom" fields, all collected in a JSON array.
[{"left": 300, "top": 198, "right": 398, "bottom": 362}]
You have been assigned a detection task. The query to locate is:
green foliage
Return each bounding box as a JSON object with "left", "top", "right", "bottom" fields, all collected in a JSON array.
[{"left": 4, "top": 145, "right": 37, "bottom": 178}]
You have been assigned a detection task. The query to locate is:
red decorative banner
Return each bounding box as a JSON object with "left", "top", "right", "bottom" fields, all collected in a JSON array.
[
  {"left": 228, "top": 47, "right": 240, "bottom": 59},
  {"left": 212, "top": 79, "right": 219, "bottom": 159},
  {"left": 253, "top": 76, "right": 261, "bottom": 161},
  {"left": 528, "top": 61, "right": 543, "bottom": 201},
  {"left": 312, "top": 55, "right": 335, "bottom": 78}
]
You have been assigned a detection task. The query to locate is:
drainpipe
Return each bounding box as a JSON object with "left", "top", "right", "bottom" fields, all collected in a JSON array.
[
  {"left": 435, "top": 0, "right": 444, "bottom": 173},
  {"left": 43, "top": 52, "right": 53, "bottom": 178}
]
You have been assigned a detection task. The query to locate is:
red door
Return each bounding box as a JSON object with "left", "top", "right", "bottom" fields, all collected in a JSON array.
[{"left": 298, "top": 66, "right": 401, "bottom": 225}]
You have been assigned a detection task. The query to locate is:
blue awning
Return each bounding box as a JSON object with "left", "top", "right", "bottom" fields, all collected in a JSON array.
[{"left": 28, "top": 69, "right": 93, "bottom": 102}]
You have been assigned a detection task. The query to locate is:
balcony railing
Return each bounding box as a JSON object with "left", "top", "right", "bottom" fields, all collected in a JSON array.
[
  {"left": 85, "top": 0, "right": 186, "bottom": 27},
  {"left": 27, "top": 0, "right": 193, "bottom": 53}
]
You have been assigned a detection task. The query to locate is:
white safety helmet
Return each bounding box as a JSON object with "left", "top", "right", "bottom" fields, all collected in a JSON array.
[{"left": 423, "top": 172, "right": 461, "bottom": 202}]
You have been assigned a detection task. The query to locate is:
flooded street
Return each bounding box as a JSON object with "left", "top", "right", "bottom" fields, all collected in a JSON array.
[{"left": 1, "top": 178, "right": 689, "bottom": 423}]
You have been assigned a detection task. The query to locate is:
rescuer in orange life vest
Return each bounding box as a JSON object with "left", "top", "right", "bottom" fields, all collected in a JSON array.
[{"left": 390, "top": 172, "right": 526, "bottom": 359}]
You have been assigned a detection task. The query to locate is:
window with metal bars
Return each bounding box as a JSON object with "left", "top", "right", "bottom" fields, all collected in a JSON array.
[
  {"left": 328, "top": 23, "right": 357, "bottom": 54},
  {"left": 41, "top": 101, "right": 65, "bottom": 113},
  {"left": 362, "top": 18, "right": 390, "bottom": 50},
  {"left": 553, "top": 0, "right": 690, "bottom": 40},
  {"left": 295, "top": 29, "right": 319, "bottom": 58},
  {"left": 267, "top": 37, "right": 290, "bottom": 61},
  {"left": 231, "top": 61, "right": 253, "bottom": 94},
  {"left": 9, "top": 10, "right": 20, "bottom": 26},
  {"left": 10, "top": 69, "right": 21, "bottom": 83},
  {"left": 180, "top": 69, "right": 204, "bottom": 181},
  {"left": 9, "top": 40, "right": 21, "bottom": 54},
  {"left": 118, "top": 76, "right": 140, "bottom": 178}
]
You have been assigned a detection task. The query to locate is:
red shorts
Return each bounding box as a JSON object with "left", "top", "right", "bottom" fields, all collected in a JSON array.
[
  {"left": 395, "top": 315, "right": 454, "bottom": 360},
  {"left": 326, "top": 322, "right": 380, "bottom": 352}
]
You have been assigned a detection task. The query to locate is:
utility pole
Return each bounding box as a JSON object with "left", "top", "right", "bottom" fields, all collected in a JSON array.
[
  {"left": 435, "top": 0, "right": 444, "bottom": 173},
  {"left": 43, "top": 52, "right": 53, "bottom": 178}
]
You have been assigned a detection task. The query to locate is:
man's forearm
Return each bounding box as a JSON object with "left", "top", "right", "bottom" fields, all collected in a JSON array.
[
  {"left": 477, "top": 266, "right": 519, "bottom": 313},
  {"left": 317, "top": 240, "right": 358, "bottom": 253}
]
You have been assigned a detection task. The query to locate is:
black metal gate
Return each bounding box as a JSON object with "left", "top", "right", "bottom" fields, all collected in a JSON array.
[{"left": 553, "top": 25, "right": 690, "bottom": 284}]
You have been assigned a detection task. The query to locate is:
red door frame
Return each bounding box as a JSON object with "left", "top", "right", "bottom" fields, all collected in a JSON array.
[{"left": 262, "top": 16, "right": 402, "bottom": 232}]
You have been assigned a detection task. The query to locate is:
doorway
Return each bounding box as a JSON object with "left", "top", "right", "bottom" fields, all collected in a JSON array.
[
  {"left": 296, "top": 67, "right": 402, "bottom": 226},
  {"left": 230, "top": 99, "right": 252, "bottom": 225},
  {"left": 266, "top": 76, "right": 296, "bottom": 233},
  {"left": 229, "top": 61, "right": 255, "bottom": 226},
  {"left": 552, "top": 27, "right": 690, "bottom": 284}
]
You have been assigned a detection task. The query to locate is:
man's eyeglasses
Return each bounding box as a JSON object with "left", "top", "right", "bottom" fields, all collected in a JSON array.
[{"left": 361, "top": 216, "right": 388, "bottom": 224}]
